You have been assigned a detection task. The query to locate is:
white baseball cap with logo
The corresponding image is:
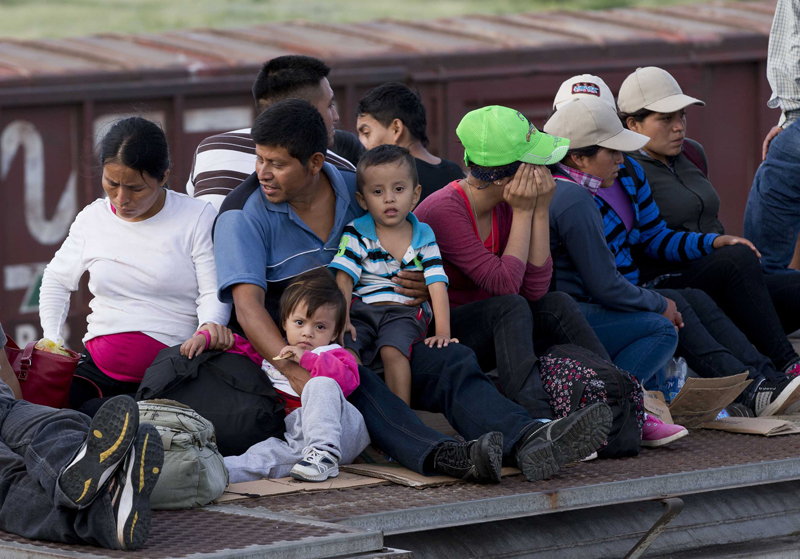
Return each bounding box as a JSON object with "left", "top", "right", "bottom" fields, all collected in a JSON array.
[
  {"left": 617, "top": 66, "right": 705, "bottom": 114},
  {"left": 553, "top": 74, "right": 616, "bottom": 110},
  {"left": 544, "top": 96, "right": 650, "bottom": 151}
]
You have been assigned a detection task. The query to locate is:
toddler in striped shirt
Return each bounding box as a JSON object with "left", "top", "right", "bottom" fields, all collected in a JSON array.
[{"left": 330, "top": 145, "right": 457, "bottom": 405}]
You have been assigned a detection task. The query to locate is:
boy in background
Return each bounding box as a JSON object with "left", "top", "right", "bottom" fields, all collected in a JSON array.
[
  {"left": 330, "top": 145, "right": 457, "bottom": 405},
  {"left": 357, "top": 83, "right": 464, "bottom": 202}
]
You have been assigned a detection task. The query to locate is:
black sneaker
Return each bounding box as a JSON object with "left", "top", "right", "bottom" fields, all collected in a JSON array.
[
  {"left": 743, "top": 376, "right": 800, "bottom": 417},
  {"left": 432, "top": 431, "right": 503, "bottom": 484},
  {"left": 515, "top": 403, "right": 612, "bottom": 482},
  {"left": 59, "top": 395, "right": 139, "bottom": 508},
  {"left": 109, "top": 423, "right": 164, "bottom": 551}
]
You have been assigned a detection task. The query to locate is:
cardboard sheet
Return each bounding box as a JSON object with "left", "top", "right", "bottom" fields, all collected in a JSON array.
[
  {"left": 644, "top": 390, "right": 674, "bottom": 424},
  {"left": 699, "top": 416, "right": 800, "bottom": 436},
  {"left": 666, "top": 373, "right": 750, "bottom": 427},
  {"left": 216, "top": 471, "right": 387, "bottom": 503},
  {"left": 340, "top": 463, "right": 521, "bottom": 488}
]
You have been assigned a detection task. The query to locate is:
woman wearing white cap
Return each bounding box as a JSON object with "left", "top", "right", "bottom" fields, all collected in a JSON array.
[
  {"left": 544, "top": 96, "right": 800, "bottom": 420},
  {"left": 617, "top": 66, "right": 800, "bottom": 383}
]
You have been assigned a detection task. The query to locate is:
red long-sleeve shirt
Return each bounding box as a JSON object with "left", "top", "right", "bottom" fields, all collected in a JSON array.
[{"left": 414, "top": 182, "right": 553, "bottom": 307}]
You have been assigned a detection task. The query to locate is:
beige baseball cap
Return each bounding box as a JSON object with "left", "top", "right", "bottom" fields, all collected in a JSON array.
[
  {"left": 544, "top": 96, "right": 650, "bottom": 151},
  {"left": 617, "top": 66, "right": 705, "bottom": 114},
  {"left": 553, "top": 74, "right": 616, "bottom": 110}
]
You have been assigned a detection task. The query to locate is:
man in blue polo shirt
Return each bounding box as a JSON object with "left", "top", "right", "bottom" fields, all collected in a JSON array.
[{"left": 213, "top": 99, "right": 612, "bottom": 483}]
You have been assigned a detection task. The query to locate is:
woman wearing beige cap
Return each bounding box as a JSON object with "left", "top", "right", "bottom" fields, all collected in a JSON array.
[
  {"left": 617, "top": 66, "right": 800, "bottom": 383},
  {"left": 544, "top": 96, "right": 800, "bottom": 419}
]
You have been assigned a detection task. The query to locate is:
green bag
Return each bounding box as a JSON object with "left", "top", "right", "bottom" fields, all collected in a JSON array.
[{"left": 138, "top": 399, "right": 228, "bottom": 510}]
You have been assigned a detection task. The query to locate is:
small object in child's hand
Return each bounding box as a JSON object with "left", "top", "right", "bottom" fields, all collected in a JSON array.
[{"left": 272, "top": 356, "right": 285, "bottom": 360}]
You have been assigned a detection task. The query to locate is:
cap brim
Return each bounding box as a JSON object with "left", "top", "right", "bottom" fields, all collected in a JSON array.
[
  {"left": 644, "top": 94, "right": 705, "bottom": 113},
  {"left": 518, "top": 136, "right": 571, "bottom": 165},
  {"left": 597, "top": 128, "right": 650, "bottom": 152}
]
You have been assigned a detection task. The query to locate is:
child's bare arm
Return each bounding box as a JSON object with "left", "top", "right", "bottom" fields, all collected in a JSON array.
[
  {"left": 425, "top": 282, "right": 459, "bottom": 349},
  {"left": 335, "top": 270, "right": 358, "bottom": 342},
  {"left": 181, "top": 333, "right": 208, "bottom": 359}
]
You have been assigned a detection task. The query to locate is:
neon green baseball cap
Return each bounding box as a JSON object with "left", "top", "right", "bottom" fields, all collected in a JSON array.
[{"left": 456, "top": 106, "right": 570, "bottom": 167}]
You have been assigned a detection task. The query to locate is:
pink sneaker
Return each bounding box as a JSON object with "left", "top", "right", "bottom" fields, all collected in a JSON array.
[{"left": 641, "top": 415, "right": 688, "bottom": 448}]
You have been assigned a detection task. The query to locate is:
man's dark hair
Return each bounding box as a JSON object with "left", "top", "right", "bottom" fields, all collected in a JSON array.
[
  {"left": 279, "top": 268, "right": 347, "bottom": 340},
  {"left": 251, "top": 99, "right": 327, "bottom": 167},
  {"left": 332, "top": 130, "right": 366, "bottom": 168},
  {"left": 356, "top": 144, "right": 419, "bottom": 193},
  {"left": 357, "top": 83, "right": 430, "bottom": 147},
  {"left": 619, "top": 108, "right": 654, "bottom": 129},
  {"left": 252, "top": 55, "right": 331, "bottom": 114}
]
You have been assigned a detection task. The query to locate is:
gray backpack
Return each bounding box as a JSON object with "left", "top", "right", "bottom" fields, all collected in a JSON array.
[{"left": 138, "top": 400, "right": 229, "bottom": 509}]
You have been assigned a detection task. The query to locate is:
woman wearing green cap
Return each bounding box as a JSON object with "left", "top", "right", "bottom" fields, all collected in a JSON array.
[
  {"left": 617, "top": 66, "right": 800, "bottom": 381},
  {"left": 415, "top": 105, "right": 612, "bottom": 422},
  {"left": 544, "top": 95, "right": 800, "bottom": 420}
]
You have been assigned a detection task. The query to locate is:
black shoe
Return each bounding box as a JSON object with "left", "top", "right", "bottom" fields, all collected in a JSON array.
[
  {"left": 742, "top": 376, "right": 800, "bottom": 417},
  {"left": 109, "top": 423, "right": 164, "bottom": 551},
  {"left": 59, "top": 395, "right": 139, "bottom": 508},
  {"left": 515, "top": 403, "right": 612, "bottom": 482},
  {"left": 433, "top": 431, "right": 503, "bottom": 484}
]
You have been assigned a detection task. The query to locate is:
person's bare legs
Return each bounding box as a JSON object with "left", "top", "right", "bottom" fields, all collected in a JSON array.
[{"left": 381, "top": 346, "right": 412, "bottom": 405}]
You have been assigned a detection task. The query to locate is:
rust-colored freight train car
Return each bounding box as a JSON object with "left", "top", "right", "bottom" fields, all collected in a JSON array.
[{"left": 0, "top": 0, "right": 778, "bottom": 347}]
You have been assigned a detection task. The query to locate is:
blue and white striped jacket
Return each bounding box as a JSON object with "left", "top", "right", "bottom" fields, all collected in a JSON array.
[{"left": 597, "top": 156, "right": 719, "bottom": 286}]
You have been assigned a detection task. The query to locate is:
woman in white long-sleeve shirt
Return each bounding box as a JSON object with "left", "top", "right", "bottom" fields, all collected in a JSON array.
[{"left": 40, "top": 117, "right": 232, "bottom": 414}]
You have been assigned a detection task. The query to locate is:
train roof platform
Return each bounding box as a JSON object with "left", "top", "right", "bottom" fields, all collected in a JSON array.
[{"left": 2, "top": 429, "right": 800, "bottom": 558}]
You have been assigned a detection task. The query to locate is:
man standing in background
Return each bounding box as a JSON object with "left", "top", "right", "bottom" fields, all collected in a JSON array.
[{"left": 744, "top": 0, "right": 800, "bottom": 274}]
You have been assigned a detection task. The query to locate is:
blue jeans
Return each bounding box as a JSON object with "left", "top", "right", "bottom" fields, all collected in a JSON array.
[
  {"left": 0, "top": 397, "right": 118, "bottom": 548},
  {"left": 348, "top": 342, "right": 542, "bottom": 475},
  {"left": 744, "top": 121, "right": 800, "bottom": 275},
  {"left": 577, "top": 303, "right": 678, "bottom": 385}
]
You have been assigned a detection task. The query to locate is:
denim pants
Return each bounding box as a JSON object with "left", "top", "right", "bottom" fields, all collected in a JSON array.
[
  {"left": 0, "top": 397, "right": 118, "bottom": 548},
  {"left": 577, "top": 303, "right": 678, "bottom": 385},
  {"left": 656, "top": 288, "right": 782, "bottom": 383},
  {"left": 656, "top": 244, "right": 800, "bottom": 371},
  {"left": 744, "top": 121, "right": 800, "bottom": 274},
  {"left": 348, "top": 342, "right": 541, "bottom": 475}
]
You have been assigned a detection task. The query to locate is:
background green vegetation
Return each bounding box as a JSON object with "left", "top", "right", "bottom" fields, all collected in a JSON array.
[{"left": 0, "top": 0, "right": 715, "bottom": 39}]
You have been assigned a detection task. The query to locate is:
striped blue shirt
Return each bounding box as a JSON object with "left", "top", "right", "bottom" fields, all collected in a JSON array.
[
  {"left": 329, "top": 213, "right": 448, "bottom": 304},
  {"left": 598, "top": 156, "right": 719, "bottom": 286}
]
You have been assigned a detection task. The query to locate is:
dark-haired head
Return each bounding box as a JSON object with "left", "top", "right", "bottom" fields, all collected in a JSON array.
[
  {"left": 356, "top": 82, "right": 429, "bottom": 150},
  {"left": 332, "top": 130, "right": 366, "bottom": 168},
  {"left": 252, "top": 99, "right": 328, "bottom": 167},
  {"left": 100, "top": 117, "right": 170, "bottom": 221},
  {"left": 252, "top": 55, "right": 331, "bottom": 111},
  {"left": 618, "top": 108, "right": 654, "bottom": 129},
  {"left": 279, "top": 268, "right": 347, "bottom": 342},
  {"left": 356, "top": 144, "right": 418, "bottom": 193},
  {"left": 468, "top": 161, "right": 522, "bottom": 185},
  {"left": 251, "top": 55, "right": 338, "bottom": 147}
]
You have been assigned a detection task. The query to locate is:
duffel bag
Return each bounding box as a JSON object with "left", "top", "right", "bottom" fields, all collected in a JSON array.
[
  {"left": 139, "top": 399, "right": 228, "bottom": 509},
  {"left": 136, "top": 346, "right": 285, "bottom": 456}
]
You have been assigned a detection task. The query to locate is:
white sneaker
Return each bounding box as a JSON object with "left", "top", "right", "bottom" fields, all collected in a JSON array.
[{"left": 290, "top": 448, "right": 339, "bottom": 482}]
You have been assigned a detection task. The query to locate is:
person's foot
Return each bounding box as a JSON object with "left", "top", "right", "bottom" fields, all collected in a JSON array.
[
  {"left": 290, "top": 448, "right": 340, "bottom": 482},
  {"left": 432, "top": 431, "right": 503, "bottom": 484},
  {"left": 743, "top": 376, "right": 800, "bottom": 416},
  {"left": 109, "top": 423, "right": 163, "bottom": 551},
  {"left": 515, "top": 403, "right": 612, "bottom": 482},
  {"left": 59, "top": 395, "right": 139, "bottom": 508},
  {"left": 640, "top": 415, "right": 688, "bottom": 447}
]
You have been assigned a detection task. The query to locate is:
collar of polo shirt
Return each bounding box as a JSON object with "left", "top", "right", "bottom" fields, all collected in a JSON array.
[{"left": 350, "top": 212, "right": 436, "bottom": 249}]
